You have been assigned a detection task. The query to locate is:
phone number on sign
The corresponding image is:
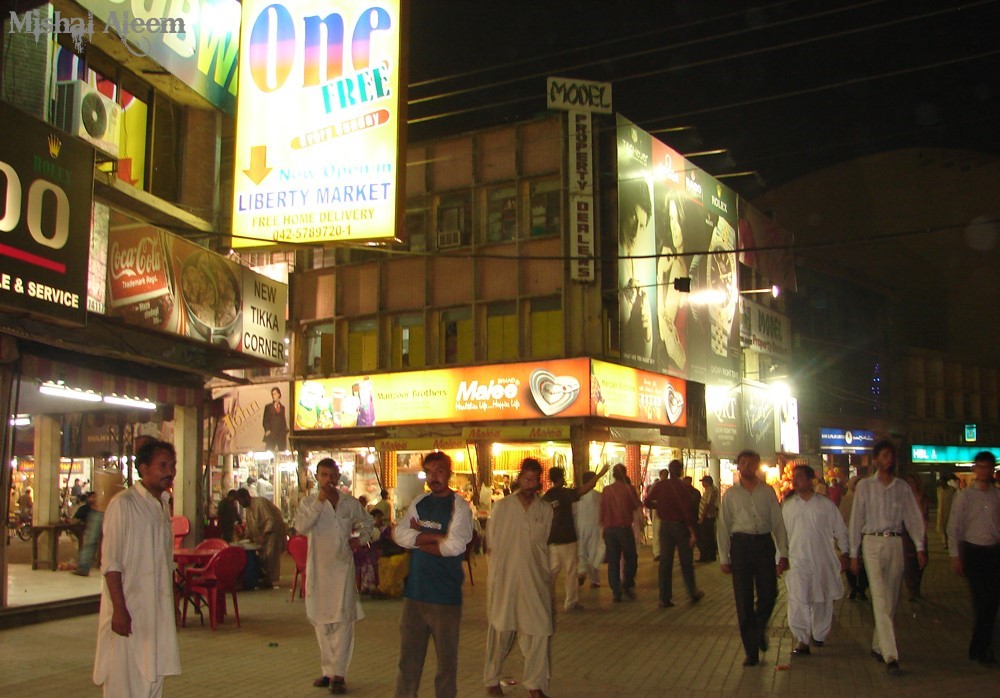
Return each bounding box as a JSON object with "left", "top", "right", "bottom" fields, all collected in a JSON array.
[{"left": 272, "top": 226, "right": 353, "bottom": 241}]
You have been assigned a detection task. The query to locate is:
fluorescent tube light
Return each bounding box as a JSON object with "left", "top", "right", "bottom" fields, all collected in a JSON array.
[
  {"left": 39, "top": 382, "right": 102, "bottom": 402},
  {"left": 102, "top": 395, "right": 157, "bottom": 410}
]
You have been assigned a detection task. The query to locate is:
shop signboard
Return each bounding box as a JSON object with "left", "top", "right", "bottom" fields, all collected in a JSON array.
[
  {"left": 616, "top": 116, "right": 740, "bottom": 387},
  {"left": 76, "top": 0, "right": 242, "bottom": 116},
  {"left": 590, "top": 360, "right": 687, "bottom": 428},
  {"left": 739, "top": 298, "right": 791, "bottom": 359},
  {"left": 911, "top": 444, "right": 999, "bottom": 464},
  {"left": 0, "top": 101, "right": 93, "bottom": 326},
  {"left": 462, "top": 425, "right": 571, "bottom": 441},
  {"left": 295, "top": 359, "right": 592, "bottom": 430},
  {"left": 742, "top": 382, "right": 776, "bottom": 459},
  {"left": 212, "top": 383, "right": 291, "bottom": 454},
  {"left": 964, "top": 423, "right": 977, "bottom": 442},
  {"left": 375, "top": 437, "right": 466, "bottom": 452},
  {"left": 706, "top": 383, "right": 740, "bottom": 455},
  {"left": 820, "top": 428, "right": 874, "bottom": 454},
  {"left": 232, "top": 0, "right": 406, "bottom": 247},
  {"left": 106, "top": 227, "right": 287, "bottom": 362}
]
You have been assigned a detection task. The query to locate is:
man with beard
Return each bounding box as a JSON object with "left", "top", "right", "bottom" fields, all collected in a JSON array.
[
  {"left": 485, "top": 458, "right": 554, "bottom": 698},
  {"left": 393, "top": 452, "right": 473, "bottom": 698},
  {"left": 93, "top": 440, "right": 180, "bottom": 697}
]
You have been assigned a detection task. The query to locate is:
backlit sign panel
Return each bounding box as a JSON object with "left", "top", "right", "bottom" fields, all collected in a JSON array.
[
  {"left": 820, "top": 428, "right": 874, "bottom": 453},
  {"left": 911, "top": 445, "right": 999, "bottom": 464},
  {"left": 232, "top": 1, "right": 405, "bottom": 247}
]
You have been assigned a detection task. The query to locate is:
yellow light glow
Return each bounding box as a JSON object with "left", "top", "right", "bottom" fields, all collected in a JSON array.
[{"left": 492, "top": 443, "right": 502, "bottom": 457}]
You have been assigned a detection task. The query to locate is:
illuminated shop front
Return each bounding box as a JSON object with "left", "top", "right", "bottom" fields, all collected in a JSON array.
[{"left": 820, "top": 427, "right": 876, "bottom": 482}]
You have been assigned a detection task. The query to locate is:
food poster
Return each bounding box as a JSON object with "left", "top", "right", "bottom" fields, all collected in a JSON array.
[
  {"left": 294, "top": 359, "right": 593, "bottom": 430},
  {"left": 106, "top": 228, "right": 286, "bottom": 360}
]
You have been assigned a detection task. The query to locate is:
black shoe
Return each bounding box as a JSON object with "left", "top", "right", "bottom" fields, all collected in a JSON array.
[
  {"left": 811, "top": 639, "right": 824, "bottom": 648},
  {"left": 871, "top": 650, "right": 884, "bottom": 663},
  {"left": 760, "top": 636, "right": 769, "bottom": 653},
  {"left": 886, "top": 661, "right": 900, "bottom": 675},
  {"left": 691, "top": 590, "right": 705, "bottom": 603},
  {"left": 979, "top": 657, "right": 998, "bottom": 667},
  {"left": 613, "top": 594, "right": 622, "bottom": 603},
  {"left": 577, "top": 574, "right": 585, "bottom": 587},
  {"left": 857, "top": 592, "right": 869, "bottom": 601},
  {"left": 658, "top": 601, "right": 675, "bottom": 608},
  {"left": 848, "top": 590, "right": 857, "bottom": 600},
  {"left": 792, "top": 643, "right": 810, "bottom": 656},
  {"left": 313, "top": 677, "right": 332, "bottom": 688},
  {"left": 623, "top": 587, "right": 635, "bottom": 600},
  {"left": 743, "top": 655, "right": 759, "bottom": 667}
]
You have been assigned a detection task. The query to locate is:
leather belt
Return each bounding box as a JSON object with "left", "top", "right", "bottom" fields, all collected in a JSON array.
[{"left": 865, "top": 531, "right": 902, "bottom": 537}]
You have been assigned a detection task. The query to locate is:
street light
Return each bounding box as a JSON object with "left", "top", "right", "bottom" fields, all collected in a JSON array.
[{"left": 742, "top": 285, "right": 781, "bottom": 298}]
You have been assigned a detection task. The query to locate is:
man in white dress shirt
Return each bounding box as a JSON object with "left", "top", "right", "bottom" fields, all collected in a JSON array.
[
  {"left": 849, "top": 440, "right": 927, "bottom": 675},
  {"left": 295, "top": 458, "right": 373, "bottom": 694},
  {"left": 93, "top": 440, "right": 180, "bottom": 698},
  {"left": 782, "top": 465, "right": 849, "bottom": 656},
  {"left": 947, "top": 450, "right": 1000, "bottom": 666}
]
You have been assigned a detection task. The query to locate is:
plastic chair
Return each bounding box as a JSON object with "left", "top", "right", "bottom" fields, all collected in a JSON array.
[
  {"left": 287, "top": 535, "right": 308, "bottom": 601},
  {"left": 171, "top": 515, "right": 190, "bottom": 549},
  {"left": 182, "top": 546, "right": 247, "bottom": 630},
  {"left": 195, "top": 538, "right": 229, "bottom": 553}
]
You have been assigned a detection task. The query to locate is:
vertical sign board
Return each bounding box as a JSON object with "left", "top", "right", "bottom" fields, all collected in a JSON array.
[
  {"left": 232, "top": 1, "right": 406, "bottom": 247},
  {"left": 0, "top": 102, "right": 93, "bottom": 325},
  {"left": 547, "top": 77, "right": 612, "bottom": 283}
]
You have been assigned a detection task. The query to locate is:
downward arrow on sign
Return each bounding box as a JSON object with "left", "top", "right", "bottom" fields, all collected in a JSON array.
[{"left": 243, "top": 145, "right": 272, "bottom": 185}]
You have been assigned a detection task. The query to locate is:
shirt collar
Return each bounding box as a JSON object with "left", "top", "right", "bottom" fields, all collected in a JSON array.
[{"left": 134, "top": 481, "right": 171, "bottom": 506}]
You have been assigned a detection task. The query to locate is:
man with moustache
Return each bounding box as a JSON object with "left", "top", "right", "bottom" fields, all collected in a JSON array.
[
  {"left": 485, "top": 458, "right": 554, "bottom": 698},
  {"left": 393, "top": 452, "right": 473, "bottom": 698},
  {"left": 93, "top": 440, "right": 180, "bottom": 697},
  {"left": 718, "top": 450, "right": 789, "bottom": 667},
  {"left": 849, "top": 440, "right": 926, "bottom": 675},
  {"left": 948, "top": 451, "right": 1000, "bottom": 666},
  {"left": 296, "top": 458, "right": 373, "bottom": 694}
]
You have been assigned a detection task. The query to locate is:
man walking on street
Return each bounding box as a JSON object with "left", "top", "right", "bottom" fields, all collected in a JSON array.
[
  {"left": 849, "top": 439, "right": 927, "bottom": 675},
  {"left": 93, "top": 440, "right": 180, "bottom": 697},
  {"left": 698, "top": 475, "right": 720, "bottom": 562},
  {"left": 542, "top": 463, "right": 609, "bottom": 611},
  {"left": 782, "top": 465, "right": 849, "bottom": 656},
  {"left": 485, "top": 458, "right": 554, "bottom": 698},
  {"left": 718, "top": 450, "right": 789, "bottom": 667},
  {"left": 575, "top": 471, "right": 605, "bottom": 589},
  {"left": 393, "top": 452, "right": 473, "bottom": 698},
  {"left": 947, "top": 450, "right": 1000, "bottom": 666},
  {"left": 600, "top": 463, "right": 642, "bottom": 602},
  {"left": 296, "top": 459, "right": 373, "bottom": 694},
  {"left": 643, "top": 459, "right": 704, "bottom": 608}
]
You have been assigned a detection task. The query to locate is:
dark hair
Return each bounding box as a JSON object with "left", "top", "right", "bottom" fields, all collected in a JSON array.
[
  {"left": 793, "top": 464, "right": 816, "bottom": 480},
  {"left": 701, "top": 475, "right": 714, "bottom": 485},
  {"left": 619, "top": 178, "right": 652, "bottom": 249},
  {"left": 736, "top": 450, "right": 760, "bottom": 463},
  {"left": 549, "top": 466, "right": 565, "bottom": 484},
  {"left": 236, "top": 488, "right": 251, "bottom": 504},
  {"left": 136, "top": 440, "right": 175, "bottom": 469},
  {"left": 520, "top": 457, "right": 543, "bottom": 475},
  {"left": 658, "top": 188, "right": 688, "bottom": 253},
  {"left": 316, "top": 458, "right": 338, "bottom": 471},
  {"left": 422, "top": 451, "right": 453, "bottom": 473},
  {"left": 872, "top": 440, "right": 896, "bottom": 459},
  {"left": 667, "top": 459, "right": 683, "bottom": 477},
  {"left": 974, "top": 451, "right": 997, "bottom": 467}
]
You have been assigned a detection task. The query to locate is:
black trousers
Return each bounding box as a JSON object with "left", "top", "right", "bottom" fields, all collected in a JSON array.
[
  {"left": 730, "top": 533, "right": 778, "bottom": 659},
  {"left": 658, "top": 521, "right": 696, "bottom": 603},
  {"left": 963, "top": 542, "right": 1000, "bottom": 661},
  {"left": 697, "top": 518, "right": 717, "bottom": 561}
]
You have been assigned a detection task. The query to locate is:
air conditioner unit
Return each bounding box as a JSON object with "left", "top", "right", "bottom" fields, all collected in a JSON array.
[
  {"left": 54, "top": 80, "right": 122, "bottom": 159},
  {"left": 437, "top": 229, "right": 462, "bottom": 248}
]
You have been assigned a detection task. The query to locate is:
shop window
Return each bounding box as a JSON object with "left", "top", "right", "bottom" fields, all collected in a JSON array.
[
  {"left": 405, "top": 204, "right": 427, "bottom": 252},
  {"left": 436, "top": 192, "right": 471, "bottom": 249},
  {"left": 530, "top": 296, "right": 563, "bottom": 357},
  {"left": 529, "top": 178, "right": 561, "bottom": 237},
  {"left": 486, "top": 301, "right": 518, "bottom": 361},
  {"left": 348, "top": 319, "right": 378, "bottom": 373},
  {"left": 302, "top": 322, "right": 335, "bottom": 375},
  {"left": 483, "top": 186, "right": 517, "bottom": 243},
  {"left": 440, "top": 308, "right": 473, "bottom": 365},
  {"left": 391, "top": 314, "right": 426, "bottom": 369}
]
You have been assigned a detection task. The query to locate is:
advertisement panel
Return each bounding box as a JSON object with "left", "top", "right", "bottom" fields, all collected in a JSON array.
[
  {"left": 820, "top": 428, "right": 874, "bottom": 454},
  {"left": 295, "top": 359, "right": 591, "bottom": 430},
  {"left": 742, "top": 382, "right": 776, "bottom": 459},
  {"left": 212, "top": 383, "right": 291, "bottom": 454},
  {"left": 106, "top": 227, "right": 287, "bottom": 362},
  {"left": 616, "top": 116, "right": 740, "bottom": 388},
  {"left": 706, "top": 383, "right": 740, "bottom": 455},
  {"left": 568, "top": 110, "right": 595, "bottom": 281},
  {"left": 0, "top": 101, "right": 94, "bottom": 325},
  {"left": 912, "top": 444, "right": 999, "bottom": 463},
  {"left": 740, "top": 298, "right": 791, "bottom": 359},
  {"left": 590, "top": 359, "right": 686, "bottom": 428},
  {"left": 77, "top": 0, "right": 241, "bottom": 116},
  {"left": 232, "top": 0, "right": 406, "bottom": 247}
]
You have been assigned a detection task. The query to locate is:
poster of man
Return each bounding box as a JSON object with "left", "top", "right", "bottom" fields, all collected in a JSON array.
[{"left": 212, "top": 383, "right": 291, "bottom": 454}]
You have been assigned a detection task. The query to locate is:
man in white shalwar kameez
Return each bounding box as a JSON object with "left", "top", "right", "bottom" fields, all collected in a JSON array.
[
  {"left": 237, "top": 488, "right": 287, "bottom": 586},
  {"left": 575, "top": 471, "right": 605, "bottom": 587},
  {"left": 295, "top": 458, "right": 373, "bottom": 694},
  {"left": 93, "top": 440, "right": 180, "bottom": 698},
  {"left": 485, "top": 458, "right": 554, "bottom": 698},
  {"left": 782, "top": 465, "right": 849, "bottom": 656}
]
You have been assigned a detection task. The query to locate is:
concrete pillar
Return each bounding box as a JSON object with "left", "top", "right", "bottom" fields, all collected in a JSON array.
[
  {"left": 33, "top": 415, "right": 61, "bottom": 567},
  {"left": 172, "top": 405, "right": 200, "bottom": 547}
]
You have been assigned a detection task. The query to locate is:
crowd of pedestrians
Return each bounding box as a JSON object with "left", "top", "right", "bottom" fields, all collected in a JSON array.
[{"left": 86, "top": 442, "right": 999, "bottom": 697}]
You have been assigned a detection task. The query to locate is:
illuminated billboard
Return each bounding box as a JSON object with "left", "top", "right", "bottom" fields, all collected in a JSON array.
[
  {"left": 232, "top": 1, "right": 406, "bottom": 247},
  {"left": 294, "top": 359, "right": 686, "bottom": 430}
]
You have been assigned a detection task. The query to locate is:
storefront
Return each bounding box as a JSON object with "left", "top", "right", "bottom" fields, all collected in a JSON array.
[
  {"left": 910, "top": 444, "right": 1000, "bottom": 486},
  {"left": 819, "top": 427, "right": 876, "bottom": 482}
]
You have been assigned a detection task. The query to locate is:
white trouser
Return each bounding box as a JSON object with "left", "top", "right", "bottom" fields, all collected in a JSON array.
[
  {"left": 787, "top": 597, "right": 834, "bottom": 645},
  {"left": 484, "top": 626, "right": 550, "bottom": 692},
  {"left": 651, "top": 513, "right": 661, "bottom": 557},
  {"left": 102, "top": 671, "right": 164, "bottom": 698},
  {"left": 862, "top": 535, "right": 904, "bottom": 662},
  {"left": 549, "top": 542, "right": 580, "bottom": 609},
  {"left": 314, "top": 620, "right": 356, "bottom": 678}
]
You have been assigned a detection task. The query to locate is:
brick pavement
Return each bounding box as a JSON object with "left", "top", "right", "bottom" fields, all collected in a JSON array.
[{"left": 0, "top": 543, "right": 996, "bottom": 697}]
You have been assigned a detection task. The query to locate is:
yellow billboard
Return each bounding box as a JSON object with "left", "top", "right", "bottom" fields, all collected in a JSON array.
[{"left": 232, "top": 1, "right": 405, "bottom": 247}]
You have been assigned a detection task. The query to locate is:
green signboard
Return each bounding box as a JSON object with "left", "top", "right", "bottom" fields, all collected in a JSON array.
[{"left": 911, "top": 444, "right": 998, "bottom": 464}]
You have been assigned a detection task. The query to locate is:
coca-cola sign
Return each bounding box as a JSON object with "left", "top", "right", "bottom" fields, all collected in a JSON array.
[{"left": 107, "top": 229, "right": 171, "bottom": 307}]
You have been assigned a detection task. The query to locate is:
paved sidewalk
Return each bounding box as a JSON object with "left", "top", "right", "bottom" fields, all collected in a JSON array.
[{"left": 0, "top": 544, "right": 995, "bottom": 697}]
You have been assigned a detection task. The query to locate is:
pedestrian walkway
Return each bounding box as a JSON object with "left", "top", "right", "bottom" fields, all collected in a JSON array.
[{"left": 0, "top": 544, "right": 994, "bottom": 696}]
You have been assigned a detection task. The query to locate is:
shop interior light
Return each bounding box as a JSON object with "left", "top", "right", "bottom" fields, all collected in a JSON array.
[
  {"left": 417, "top": 471, "right": 426, "bottom": 480},
  {"left": 454, "top": 450, "right": 465, "bottom": 463},
  {"left": 491, "top": 443, "right": 502, "bottom": 457},
  {"left": 39, "top": 381, "right": 102, "bottom": 402},
  {"left": 9, "top": 414, "right": 31, "bottom": 426},
  {"left": 102, "top": 395, "right": 157, "bottom": 410}
]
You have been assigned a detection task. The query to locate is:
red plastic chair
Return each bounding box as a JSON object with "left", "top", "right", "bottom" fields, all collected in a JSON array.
[
  {"left": 171, "top": 515, "right": 190, "bottom": 549},
  {"left": 182, "top": 546, "right": 247, "bottom": 630},
  {"left": 287, "top": 535, "right": 308, "bottom": 601},
  {"left": 195, "top": 538, "right": 229, "bottom": 553}
]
